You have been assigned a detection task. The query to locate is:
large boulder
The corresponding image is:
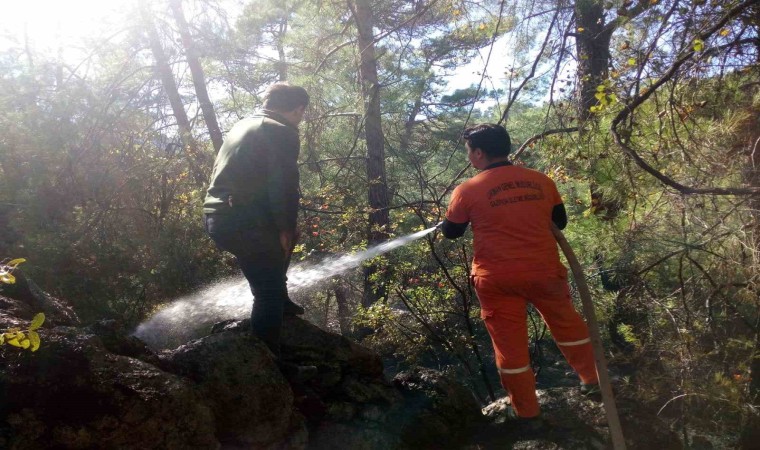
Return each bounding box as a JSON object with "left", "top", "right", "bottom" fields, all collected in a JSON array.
[
  {"left": 393, "top": 367, "right": 484, "bottom": 449},
  {"left": 280, "top": 315, "right": 384, "bottom": 378},
  {"left": 160, "top": 326, "right": 300, "bottom": 448},
  {"left": 213, "top": 317, "right": 404, "bottom": 449},
  {"left": 279, "top": 317, "right": 485, "bottom": 450},
  {"left": 0, "top": 326, "right": 219, "bottom": 449}
]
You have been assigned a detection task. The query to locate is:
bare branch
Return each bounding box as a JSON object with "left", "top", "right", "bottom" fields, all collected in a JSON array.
[
  {"left": 610, "top": 0, "right": 760, "bottom": 196},
  {"left": 512, "top": 127, "right": 579, "bottom": 161},
  {"left": 498, "top": 7, "right": 560, "bottom": 124}
]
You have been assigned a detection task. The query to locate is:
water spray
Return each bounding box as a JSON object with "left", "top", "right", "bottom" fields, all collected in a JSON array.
[{"left": 134, "top": 225, "right": 438, "bottom": 348}]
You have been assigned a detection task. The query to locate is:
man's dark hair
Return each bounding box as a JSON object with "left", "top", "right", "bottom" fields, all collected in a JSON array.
[
  {"left": 263, "top": 83, "right": 310, "bottom": 112},
  {"left": 462, "top": 124, "right": 511, "bottom": 158}
]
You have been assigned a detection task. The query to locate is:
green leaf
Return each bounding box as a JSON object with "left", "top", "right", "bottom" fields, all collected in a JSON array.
[
  {"left": 0, "top": 334, "right": 4, "bottom": 345},
  {"left": 28, "top": 331, "right": 40, "bottom": 352},
  {"left": 0, "top": 271, "right": 15, "bottom": 284},
  {"left": 693, "top": 39, "right": 704, "bottom": 52},
  {"left": 7, "top": 258, "right": 26, "bottom": 268},
  {"left": 595, "top": 92, "right": 606, "bottom": 100},
  {"left": 627, "top": 58, "right": 636, "bottom": 66},
  {"left": 30, "top": 313, "right": 45, "bottom": 331},
  {"left": 596, "top": 85, "right": 606, "bottom": 92}
]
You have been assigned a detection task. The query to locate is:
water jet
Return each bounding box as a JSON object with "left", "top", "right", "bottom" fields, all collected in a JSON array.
[{"left": 134, "top": 226, "right": 437, "bottom": 348}]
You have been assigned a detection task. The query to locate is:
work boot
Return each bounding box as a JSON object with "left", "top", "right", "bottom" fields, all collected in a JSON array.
[
  {"left": 580, "top": 382, "right": 602, "bottom": 401},
  {"left": 504, "top": 407, "right": 547, "bottom": 434},
  {"left": 284, "top": 298, "right": 305, "bottom": 316},
  {"left": 277, "top": 361, "right": 318, "bottom": 383}
]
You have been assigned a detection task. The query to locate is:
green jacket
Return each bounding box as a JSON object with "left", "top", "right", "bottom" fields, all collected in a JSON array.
[{"left": 203, "top": 110, "right": 300, "bottom": 233}]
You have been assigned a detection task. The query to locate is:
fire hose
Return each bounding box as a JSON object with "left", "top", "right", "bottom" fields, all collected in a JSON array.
[
  {"left": 553, "top": 224, "right": 627, "bottom": 450},
  {"left": 435, "top": 220, "right": 627, "bottom": 448}
]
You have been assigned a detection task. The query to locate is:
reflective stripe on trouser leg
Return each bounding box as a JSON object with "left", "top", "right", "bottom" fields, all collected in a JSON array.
[
  {"left": 498, "top": 365, "right": 531, "bottom": 375},
  {"left": 474, "top": 275, "right": 542, "bottom": 418},
  {"left": 531, "top": 287, "right": 599, "bottom": 385},
  {"left": 556, "top": 339, "right": 597, "bottom": 384},
  {"left": 556, "top": 338, "right": 590, "bottom": 346},
  {"left": 480, "top": 311, "right": 540, "bottom": 415},
  {"left": 497, "top": 368, "right": 541, "bottom": 418},
  {"left": 497, "top": 365, "right": 541, "bottom": 417}
]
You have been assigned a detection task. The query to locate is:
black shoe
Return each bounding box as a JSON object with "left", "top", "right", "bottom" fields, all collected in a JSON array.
[
  {"left": 277, "top": 361, "right": 318, "bottom": 383},
  {"left": 284, "top": 299, "right": 305, "bottom": 316}
]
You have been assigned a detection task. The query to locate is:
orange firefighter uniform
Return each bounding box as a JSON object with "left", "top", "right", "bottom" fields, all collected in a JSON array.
[{"left": 445, "top": 162, "right": 598, "bottom": 418}]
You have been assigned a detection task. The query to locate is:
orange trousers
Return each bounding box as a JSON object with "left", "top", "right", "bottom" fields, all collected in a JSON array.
[{"left": 473, "top": 271, "right": 598, "bottom": 418}]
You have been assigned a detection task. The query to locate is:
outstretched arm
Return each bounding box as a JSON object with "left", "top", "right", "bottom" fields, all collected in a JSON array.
[{"left": 440, "top": 219, "right": 469, "bottom": 239}]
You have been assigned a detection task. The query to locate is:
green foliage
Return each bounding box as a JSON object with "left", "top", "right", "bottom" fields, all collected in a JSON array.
[
  {"left": 588, "top": 82, "right": 619, "bottom": 114},
  {"left": 0, "top": 258, "right": 26, "bottom": 284},
  {"left": 1, "top": 0, "right": 759, "bottom": 440},
  {"left": 1, "top": 313, "right": 45, "bottom": 352}
]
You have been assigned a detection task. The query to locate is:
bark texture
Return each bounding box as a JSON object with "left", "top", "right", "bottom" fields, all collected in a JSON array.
[{"left": 350, "top": 0, "right": 391, "bottom": 307}]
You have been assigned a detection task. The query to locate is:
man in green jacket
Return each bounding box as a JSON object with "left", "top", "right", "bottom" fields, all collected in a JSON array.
[{"left": 203, "top": 82, "right": 308, "bottom": 357}]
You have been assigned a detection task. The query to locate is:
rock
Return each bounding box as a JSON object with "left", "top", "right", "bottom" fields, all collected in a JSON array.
[
  {"left": 0, "top": 269, "right": 79, "bottom": 326},
  {"left": 0, "top": 327, "right": 219, "bottom": 449},
  {"left": 280, "top": 315, "right": 384, "bottom": 378},
  {"left": 473, "top": 387, "right": 682, "bottom": 449},
  {"left": 161, "top": 327, "right": 298, "bottom": 448},
  {"left": 0, "top": 295, "right": 32, "bottom": 331},
  {"left": 393, "top": 367, "right": 484, "bottom": 449},
  {"left": 264, "top": 316, "right": 405, "bottom": 448},
  {"left": 308, "top": 422, "right": 399, "bottom": 450},
  {"left": 690, "top": 434, "right": 714, "bottom": 450},
  {"left": 86, "top": 319, "right": 160, "bottom": 365},
  {"left": 5, "top": 272, "right": 684, "bottom": 450}
]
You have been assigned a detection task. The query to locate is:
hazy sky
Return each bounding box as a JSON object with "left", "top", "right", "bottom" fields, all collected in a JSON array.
[
  {"left": 2, "top": 1, "right": 129, "bottom": 52},
  {"left": 0, "top": 0, "right": 515, "bottom": 107}
]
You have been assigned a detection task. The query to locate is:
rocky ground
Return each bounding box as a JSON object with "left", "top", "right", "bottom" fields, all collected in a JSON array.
[{"left": 1, "top": 269, "right": 683, "bottom": 449}]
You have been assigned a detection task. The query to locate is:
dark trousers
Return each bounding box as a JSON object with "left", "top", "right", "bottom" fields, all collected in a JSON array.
[{"left": 204, "top": 213, "right": 287, "bottom": 357}]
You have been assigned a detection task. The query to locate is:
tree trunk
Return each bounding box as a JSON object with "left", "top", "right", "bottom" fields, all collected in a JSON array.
[
  {"left": 334, "top": 282, "right": 352, "bottom": 335},
  {"left": 349, "top": 0, "right": 391, "bottom": 308},
  {"left": 168, "top": 0, "right": 224, "bottom": 153},
  {"left": 139, "top": 0, "right": 207, "bottom": 186},
  {"left": 276, "top": 15, "right": 289, "bottom": 81},
  {"left": 399, "top": 73, "right": 429, "bottom": 154},
  {"left": 575, "top": 0, "right": 613, "bottom": 123},
  {"left": 575, "top": 0, "right": 619, "bottom": 218}
]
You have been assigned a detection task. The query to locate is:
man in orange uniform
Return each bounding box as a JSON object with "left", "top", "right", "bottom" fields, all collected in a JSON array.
[{"left": 440, "top": 124, "right": 599, "bottom": 421}]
